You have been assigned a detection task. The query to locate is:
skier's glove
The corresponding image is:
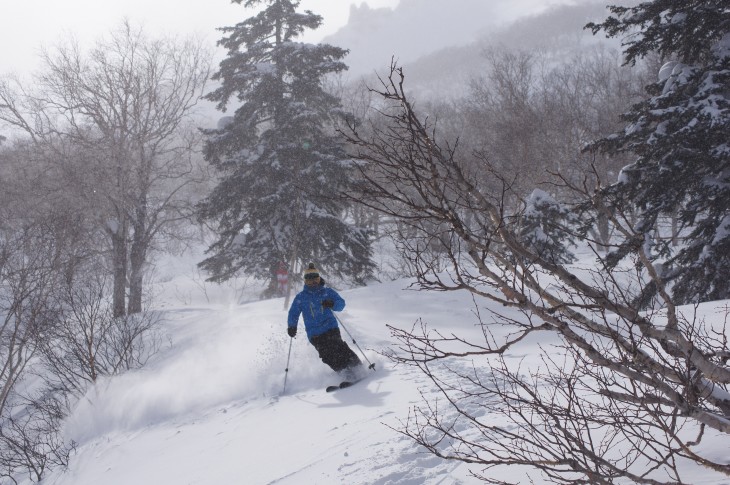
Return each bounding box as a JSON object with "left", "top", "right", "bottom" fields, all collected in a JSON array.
[
  {"left": 287, "top": 326, "right": 297, "bottom": 338},
  {"left": 322, "top": 299, "right": 334, "bottom": 309}
]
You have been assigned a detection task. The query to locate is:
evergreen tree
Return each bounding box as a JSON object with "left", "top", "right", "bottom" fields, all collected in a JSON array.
[
  {"left": 517, "top": 189, "right": 577, "bottom": 265},
  {"left": 587, "top": 1, "right": 730, "bottom": 303},
  {"left": 198, "top": 0, "right": 374, "bottom": 289}
]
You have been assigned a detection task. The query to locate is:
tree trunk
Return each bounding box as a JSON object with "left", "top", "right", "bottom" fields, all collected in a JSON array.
[
  {"left": 111, "top": 223, "right": 128, "bottom": 318},
  {"left": 128, "top": 244, "right": 144, "bottom": 314},
  {"left": 128, "top": 204, "right": 148, "bottom": 315},
  {"left": 671, "top": 207, "right": 679, "bottom": 247},
  {"left": 596, "top": 212, "right": 611, "bottom": 253}
]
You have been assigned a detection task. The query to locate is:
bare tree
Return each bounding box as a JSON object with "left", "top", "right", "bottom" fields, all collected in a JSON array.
[
  {"left": 0, "top": 137, "right": 94, "bottom": 482},
  {"left": 0, "top": 110, "right": 162, "bottom": 483},
  {"left": 457, "top": 47, "right": 647, "bottom": 250},
  {"left": 0, "top": 20, "right": 211, "bottom": 316},
  {"left": 0, "top": 212, "right": 73, "bottom": 483},
  {"left": 341, "top": 65, "right": 730, "bottom": 483},
  {"left": 0, "top": 222, "right": 59, "bottom": 416}
]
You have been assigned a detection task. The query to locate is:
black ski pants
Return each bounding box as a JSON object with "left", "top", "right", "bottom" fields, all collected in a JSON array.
[{"left": 309, "top": 328, "right": 361, "bottom": 372}]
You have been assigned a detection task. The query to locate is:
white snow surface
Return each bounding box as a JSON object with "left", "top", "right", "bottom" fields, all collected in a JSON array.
[{"left": 26, "top": 250, "right": 730, "bottom": 485}]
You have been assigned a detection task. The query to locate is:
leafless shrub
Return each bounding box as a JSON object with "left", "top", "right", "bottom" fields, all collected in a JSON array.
[
  {"left": 38, "top": 270, "right": 163, "bottom": 396},
  {"left": 0, "top": 392, "right": 74, "bottom": 484}
]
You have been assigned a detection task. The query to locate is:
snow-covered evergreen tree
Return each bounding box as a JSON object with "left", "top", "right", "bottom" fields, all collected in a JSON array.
[
  {"left": 198, "top": 0, "right": 374, "bottom": 288},
  {"left": 587, "top": 1, "right": 730, "bottom": 303},
  {"left": 517, "top": 189, "right": 577, "bottom": 265}
]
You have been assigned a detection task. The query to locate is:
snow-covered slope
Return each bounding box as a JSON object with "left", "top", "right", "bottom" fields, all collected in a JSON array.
[
  {"left": 27, "top": 253, "right": 729, "bottom": 484},
  {"left": 34, "top": 275, "right": 486, "bottom": 484}
]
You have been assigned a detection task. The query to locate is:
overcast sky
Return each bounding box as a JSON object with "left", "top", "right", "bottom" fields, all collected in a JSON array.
[{"left": 0, "top": 0, "right": 399, "bottom": 76}]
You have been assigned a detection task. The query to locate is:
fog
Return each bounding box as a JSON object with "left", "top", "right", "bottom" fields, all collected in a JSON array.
[{"left": 325, "top": 0, "right": 595, "bottom": 77}]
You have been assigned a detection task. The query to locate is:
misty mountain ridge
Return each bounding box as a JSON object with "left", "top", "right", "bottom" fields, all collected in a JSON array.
[
  {"left": 325, "top": 0, "right": 622, "bottom": 97},
  {"left": 324, "top": 0, "right": 503, "bottom": 76}
]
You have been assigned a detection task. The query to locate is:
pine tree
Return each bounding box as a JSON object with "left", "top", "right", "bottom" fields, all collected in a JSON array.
[
  {"left": 198, "top": 0, "right": 374, "bottom": 289},
  {"left": 587, "top": 1, "right": 730, "bottom": 303},
  {"left": 517, "top": 189, "right": 577, "bottom": 265}
]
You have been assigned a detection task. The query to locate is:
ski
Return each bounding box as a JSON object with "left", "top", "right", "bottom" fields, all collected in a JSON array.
[{"left": 325, "top": 378, "right": 364, "bottom": 393}]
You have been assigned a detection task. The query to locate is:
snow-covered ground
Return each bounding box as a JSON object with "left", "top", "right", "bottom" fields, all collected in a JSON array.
[{"left": 25, "top": 250, "right": 730, "bottom": 485}]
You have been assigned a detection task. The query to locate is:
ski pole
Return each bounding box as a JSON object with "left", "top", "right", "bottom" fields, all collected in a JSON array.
[
  {"left": 282, "top": 336, "right": 294, "bottom": 394},
  {"left": 333, "top": 313, "right": 376, "bottom": 371}
]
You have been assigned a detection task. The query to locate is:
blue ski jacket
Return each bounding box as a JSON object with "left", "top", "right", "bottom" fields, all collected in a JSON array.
[{"left": 287, "top": 281, "right": 345, "bottom": 340}]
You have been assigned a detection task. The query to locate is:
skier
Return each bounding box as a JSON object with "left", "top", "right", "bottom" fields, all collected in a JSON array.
[{"left": 287, "top": 263, "right": 363, "bottom": 380}]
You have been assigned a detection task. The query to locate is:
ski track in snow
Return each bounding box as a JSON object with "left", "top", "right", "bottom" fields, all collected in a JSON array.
[{"left": 266, "top": 368, "right": 467, "bottom": 485}]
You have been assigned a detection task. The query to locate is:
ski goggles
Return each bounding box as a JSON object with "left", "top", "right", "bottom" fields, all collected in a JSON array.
[{"left": 304, "top": 273, "right": 320, "bottom": 280}]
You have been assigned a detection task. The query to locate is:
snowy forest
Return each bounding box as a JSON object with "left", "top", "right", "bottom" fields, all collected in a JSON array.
[{"left": 0, "top": 0, "right": 729, "bottom": 483}]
